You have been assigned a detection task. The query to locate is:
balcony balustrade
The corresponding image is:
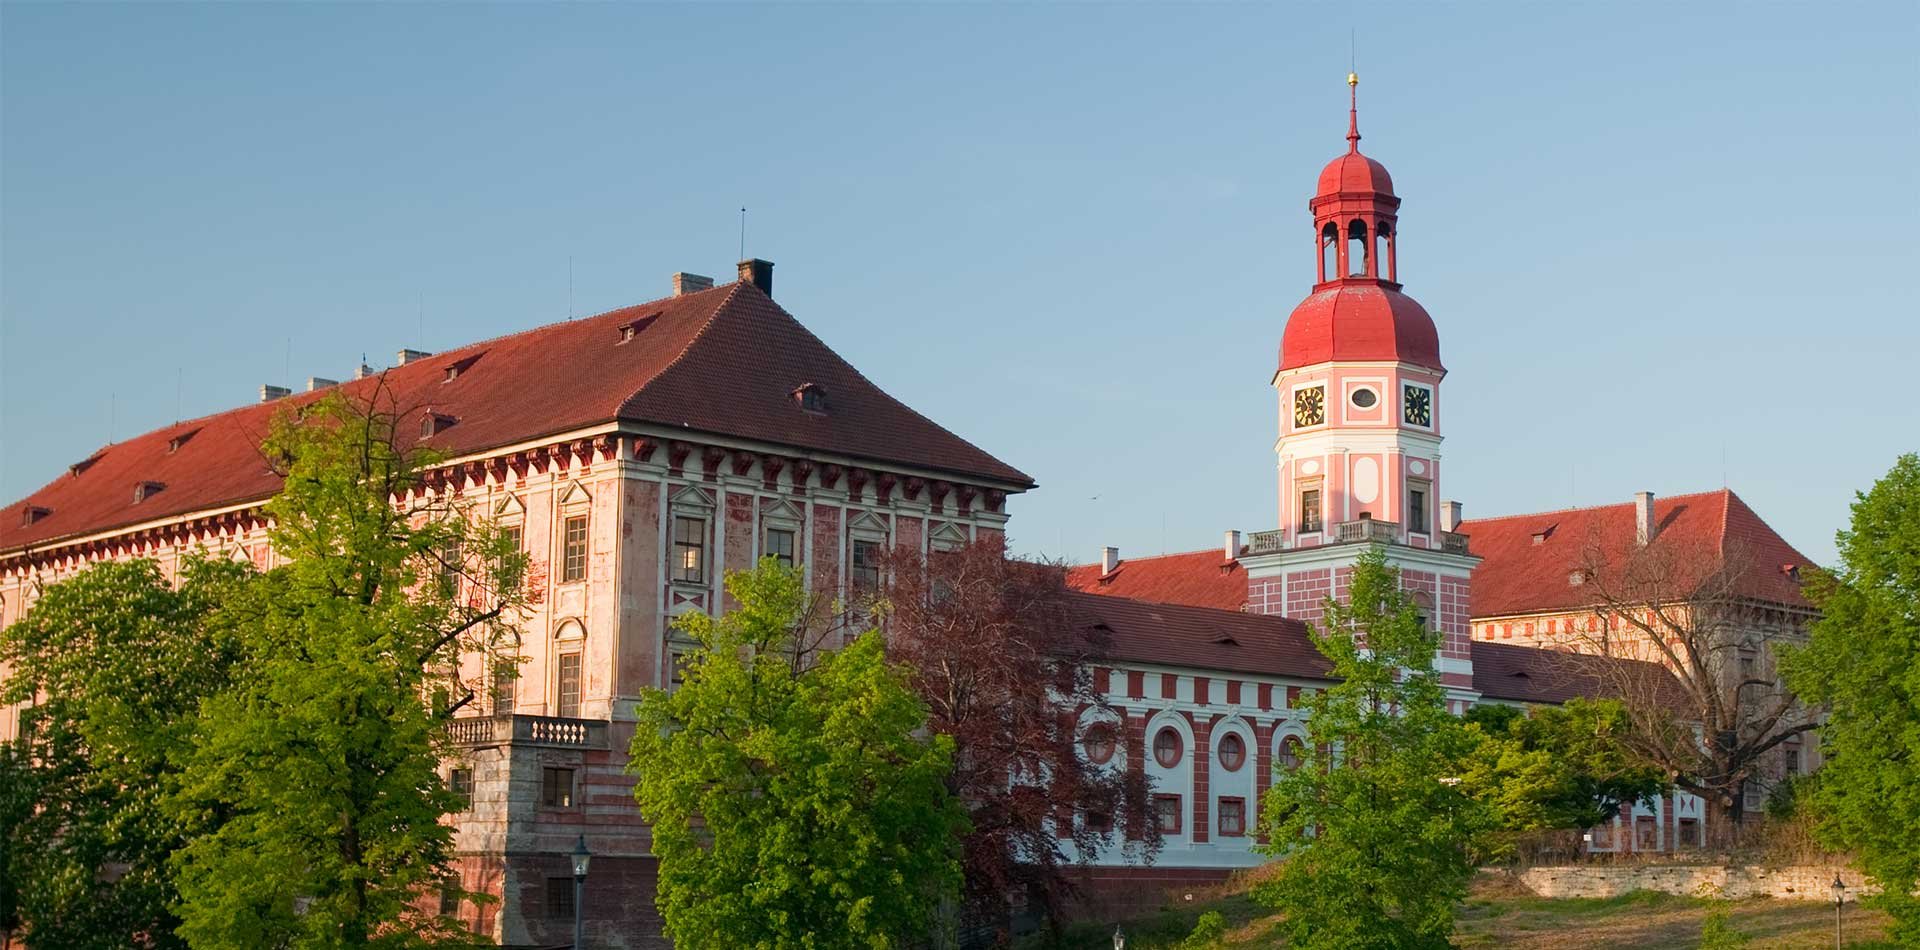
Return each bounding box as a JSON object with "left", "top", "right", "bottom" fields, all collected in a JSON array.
[
  {"left": 1235, "top": 521, "right": 1473, "bottom": 556},
  {"left": 447, "top": 713, "right": 608, "bottom": 750}
]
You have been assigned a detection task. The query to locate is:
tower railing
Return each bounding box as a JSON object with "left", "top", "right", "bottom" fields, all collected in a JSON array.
[
  {"left": 1236, "top": 522, "right": 1473, "bottom": 556},
  {"left": 446, "top": 713, "right": 609, "bottom": 750}
]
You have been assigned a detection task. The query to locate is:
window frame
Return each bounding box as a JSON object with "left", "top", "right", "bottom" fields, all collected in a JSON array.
[
  {"left": 1152, "top": 727, "right": 1183, "bottom": 769},
  {"left": 449, "top": 767, "right": 474, "bottom": 807},
  {"left": 545, "top": 876, "right": 576, "bottom": 920},
  {"left": 540, "top": 766, "right": 576, "bottom": 809},
  {"left": 1278, "top": 734, "right": 1305, "bottom": 772},
  {"left": 1217, "top": 796, "right": 1248, "bottom": 837},
  {"left": 1299, "top": 480, "right": 1324, "bottom": 534},
  {"left": 671, "top": 515, "right": 708, "bottom": 585},
  {"left": 560, "top": 514, "right": 589, "bottom": 583},
  {"left": 556, "top": 651, "right": 583, "bottom": 719},
  {"left": 1216, "top": 732, "right": 1246, "bottom": 772},
  {"left": 849, "top": 537, "right": 882, "bottom": 591},
  {"left": 1082, "top": 722, "right": 1116, "bottom": 765},
  {"left": 1407, "top": 478, "right": 1431, "bottom": 536},
  {"left": 764, "top": 525, "right": 798, "bottom": 569},
  {"left": 1153, "top": 794, "right": 1183, "bottom": 835}
]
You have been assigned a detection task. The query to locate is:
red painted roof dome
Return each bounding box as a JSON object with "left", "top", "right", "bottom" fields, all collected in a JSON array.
[
  {"left": 1316, "top": 151, "right": 1394, "bottom": 198},
  {"left": 1280, "top": 283, "right": 1443, "bottom": 371}
]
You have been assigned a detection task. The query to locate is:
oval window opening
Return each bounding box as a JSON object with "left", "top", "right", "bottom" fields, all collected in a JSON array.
[{"left": 1351, "top": 388, "right": 1378, "bottom": 408}]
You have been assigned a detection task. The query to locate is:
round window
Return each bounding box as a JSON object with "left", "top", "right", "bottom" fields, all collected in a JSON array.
[
  {"left": 1351, "top": 388, "right": 1378, "bottom": 408},
  {"left": 1153, "top": 728, "right": 1183, "bottom": 768},
  {"left": 1082, "top": 723, "right": 1116, "bottom": 765},
  {"left": 1279, "top": 736, "right": 1305, "bottom": 772},
  {"left": 1217, "top": 733, "right": 1246, "bottom": 772}
]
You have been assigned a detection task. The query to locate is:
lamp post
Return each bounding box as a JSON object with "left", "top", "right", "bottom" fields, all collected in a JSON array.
[
  {"left": 1831, "top": 874, "right": 1844, "bottom": 949},
  {"left": 570, "top": 835, "right": 592, "bottom": 950},
  {"left": 1111, "top": 925, "right": 1125, "bottom": 950}
]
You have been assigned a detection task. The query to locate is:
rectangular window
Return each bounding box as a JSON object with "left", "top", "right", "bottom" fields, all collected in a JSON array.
[
  {"left": 1677, "top": 818, "right": 1701, "bottom": 848},
  {"left": 545, "top": 877, "right": 575, "bottom": 919},
  {"left": 491, "top": 664, "right": 515, "bottom": 716},
  {"left": 1154, "top": 794, "right": 1183, "bottom": 835},
  {"left": 449, "top": 767, "right": 474, "bottom": 806},
  {"left": 561, "top": 515, "right": 589, "bottom": 583},
  {"left": 541, "top": 767, "right": 575, "bottom": 808},
  {"left": 1785, "top": 742, "right": 1802, "bottom": 776},
  {"left": 1634, "top": 815, "right": 1658, "bottom": 851},
  {"left": 1218, "top": 797, "right": 1247, "bottom": 837},
  {"left": 1084, "top": 810, "right": 1112, "bottom": 834},
  {"left": 439, "top": 881, "right": 461, "bottom": 916},
  {"left": 1744, "top": 780, "right": 1766, "bottom": 811},
  {"left": 439, "top": 538, "right": 463, "bottom": 592},
  {"left": 850, "top": 538, "right": 881, "bottom": 590},
  {"left": 1408, "top": 485, "right": 1429, "bottom": 534},
  {"left": 673, "top": 516, "right": 707, "bottom": 584},
  {"left": 504, "top": 524, "right": 523, "bottom": 551},
  {"left": 764, "top": 527, "right": 797, "bottom": 568},
  {"left": 669, "top": 650, "right": 692, "bottom": 688},
  {"left": 1300, "top": 486, "right": 1323, "bottom": 533},
  {"left": 556, "top": 653, "right": 582, "bottom": 719}
]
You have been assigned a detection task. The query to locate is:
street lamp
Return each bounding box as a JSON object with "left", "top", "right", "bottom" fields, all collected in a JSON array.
[
  {"left": 1831, "top": 874, "right": 1845, "bottom": 949},
  {"left": 570, "top": 835, "right": 592, "bottom": 950},
  {"left": 1111, "top": 926, "right": 1125, "bottom": 950}
]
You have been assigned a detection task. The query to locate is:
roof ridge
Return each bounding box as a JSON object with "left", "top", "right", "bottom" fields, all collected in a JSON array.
[
  {"left": 1068, "top": 546, "right": 1233, "bottom": 570},
  {"left": 1459, "top": 488, "right": 1735, "bottom": 527},
  {"left": 613, "top": 281, "right": 750, "bottom": 420}
]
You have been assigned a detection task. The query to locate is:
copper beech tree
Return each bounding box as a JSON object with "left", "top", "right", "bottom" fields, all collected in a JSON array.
[
  {"left": 878, "top": 539, "right": 1159, "bottom": 935},
  {"left": 1551, "top": 524, "right": 1817, "bottom": 838}
]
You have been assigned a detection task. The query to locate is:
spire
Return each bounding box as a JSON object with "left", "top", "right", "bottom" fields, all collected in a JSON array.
[{"left": 1346, "top": 72, "right": 1361, "bottom": 153}]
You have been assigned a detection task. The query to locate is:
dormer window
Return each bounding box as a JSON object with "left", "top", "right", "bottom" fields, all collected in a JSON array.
[
  {"left": 442, "top": 352, "right": 484, "bottom": 383},
  {"left": 794, "top": 383, "right": 828, "bottom": 414},
  {"left": 168, "top": 428, "right": 200, "bottom": 454},
  {"left": 21, "top": 505, "right": 51, "bottom": 527},
  {"left": 421, "top": 413, "right": 456, "bottom": 439},
  {"left": 69, "top": 453, "right": 104, "bottom": 477},
  {"left": 133, "top": 481, "right": 166, "bottom": 503},
  {"left": 1531, "top": 524, "right": 1556, "bottom": 545}
]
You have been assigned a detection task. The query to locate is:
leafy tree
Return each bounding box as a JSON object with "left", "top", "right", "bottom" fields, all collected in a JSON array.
[
  {"left": 630, "top": 559, "right": 964, "bottom": 950},
  {"left": 1255, "top": 548, "right": 1497, "bottom": 950},
  {"left": 167, "top": 390, "right": 526, "bottom": 948},
  {"left": 1459, "top": 698, "right": 1665, "bottom": 853},
  {"left": 1781, "top": 453, "right": 1920, "bottom": 941},
  {"left": 879, "top": 539, "right": 1159, "bottom": 935},
  {"left": 0, "top": 556, "right": 250, "bottom": 949}
]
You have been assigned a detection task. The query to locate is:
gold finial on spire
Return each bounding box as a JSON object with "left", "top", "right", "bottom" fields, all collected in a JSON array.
[{"left": 1348, "top": 71, "right": 1358, "bottom": 87}]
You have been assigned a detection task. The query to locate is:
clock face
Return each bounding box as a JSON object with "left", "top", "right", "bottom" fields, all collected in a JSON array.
[
  {"left": 1404, "top": 385, "right": 1432, "bottom": 427},
  {"left": 1294, "top": 386, "right": 1326, "bottom": 427}
]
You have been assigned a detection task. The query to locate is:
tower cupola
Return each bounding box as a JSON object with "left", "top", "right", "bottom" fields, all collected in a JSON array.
[{"left": 1280, "top": 73, "right": 1441, "bottom": 373}]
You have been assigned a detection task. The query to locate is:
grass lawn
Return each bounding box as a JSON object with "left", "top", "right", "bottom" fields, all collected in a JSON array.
[{"left": 1038, "top": 874, "right": 1895, "bottom": 949}]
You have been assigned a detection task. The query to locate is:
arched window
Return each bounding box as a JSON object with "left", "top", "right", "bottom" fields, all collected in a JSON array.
[
  {"left": 1278, "top": 735, "right": 1305, "bottom": 772},
  {"left": 1217, "top": 733, "right": 1246, "bottom": 772},
  {"left": 1376, "top": 222, "right": 1394, "bottom": 281},
  {"left": 1320, "top": 222, "right": 1339, "bottom": 282},
  {"left": 1082, "top": 722, "right": 1116, "bottom": 765},
  {"left": 1153, "top": 727, "right": 1184, "bottom": 768},
  {"left": 1347, "top": 219, "right": 1370, "bottom": 277}
]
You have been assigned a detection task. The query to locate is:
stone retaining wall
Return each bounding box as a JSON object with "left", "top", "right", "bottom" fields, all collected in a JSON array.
[{"left": 1513, "top": 864, "right": 1878, "bottom": 902}]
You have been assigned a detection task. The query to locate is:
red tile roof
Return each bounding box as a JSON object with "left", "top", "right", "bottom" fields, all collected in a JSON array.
[
  {"left": 1472, "top": 642, "right": 1686, "bottom": 707},
  {"left": 1069, "top": 589, "right": 1677, "bottom": 707},
  {"left": 1280, "top": 283, "right": 1443, "bottom": 372},
  {"left": 3, "top": 282, "right": 1031, "bottom": 553},
  {"left": 1458, "top": 489, "right": 1814, "bottom": 618},
  {"left": 1065, "top": 549, "right": 1248, "bottom": 612},
  {"left": 1068, "top": 590, "right": 1330, "bottom": 680}
]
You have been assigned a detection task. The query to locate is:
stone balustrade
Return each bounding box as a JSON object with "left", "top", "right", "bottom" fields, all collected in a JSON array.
[{"left": 446, "top": 713, "right": 608, "bottom": 750}]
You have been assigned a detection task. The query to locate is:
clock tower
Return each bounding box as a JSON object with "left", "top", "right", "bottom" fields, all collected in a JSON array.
[{"left": 1239, "top": 75, "right": 1480, "bottom": 706}]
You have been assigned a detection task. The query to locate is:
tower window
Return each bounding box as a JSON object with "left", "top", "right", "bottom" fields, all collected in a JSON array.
[
  {"left": 1348, "top": 219, "right": 1370, "bottom": 276},
  {"left": 1408, "top": 482, "right": 1430, "bottom": 535},
  {"left": 1300, "top": 483, "right": 1324, "bottom": 534},
  {"left": 1320, "top": 222, "right": 1339, "bottom": 282}
]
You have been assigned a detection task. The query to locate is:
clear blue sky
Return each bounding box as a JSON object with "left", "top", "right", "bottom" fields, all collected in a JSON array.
[{"left": 3, "top": 2, "right": 1915, "bottom": 568}]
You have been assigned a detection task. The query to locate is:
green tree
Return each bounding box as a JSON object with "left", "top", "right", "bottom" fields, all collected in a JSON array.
[
  {"left": 1460, "top": 699, "right": 1665, "bottom": 854},
  {"left": 630, "top": 559, "right": 964, "bottom": 950},
  {"left": 1255, "top": 548, "right": 1497, "bottom": 950},
  {"left": 1781, "top": 453, "right": 1920, "bottom": 942},
  {"left": 0, "top": 556, "right": 250, "bottom": 949},
  {"left": 167, "top": 391, "right": 526, "bottom": 948}
]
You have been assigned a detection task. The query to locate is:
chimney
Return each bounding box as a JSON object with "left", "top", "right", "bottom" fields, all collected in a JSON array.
[
  {"left": 737, "top": 258, "right": 774, "bottom": 297},
  {"left": 1100, "top": 545, "right": 1120, "bottom": 575},
  {"left": 306, "top": 377, "right": 338, "bottom": 392},
  {"left": 1440, "top": 501, "right": 1463, "bottom": 533},
  {"left": 1635, "top": 491, "right": 1656, "bottom": 546},
  {"left": 395, "top": 348, "right": 433, "bottom": 366},
  {"left": 1224, "top": 530, "right": 1242, "bottom": 560},
  {"left": 259, "top": 384, "right": 291, "bottom": 403},
  {"left": 672, "top": 272, "right": 715, "bottom": 296},
  {"left": 354, "top": 363, "right": 375, "bottom": 380}
]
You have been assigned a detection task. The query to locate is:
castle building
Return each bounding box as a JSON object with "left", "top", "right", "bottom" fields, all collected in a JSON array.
[{"left": 0, "top": 79, "right": 1819, "bottom": 944}]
